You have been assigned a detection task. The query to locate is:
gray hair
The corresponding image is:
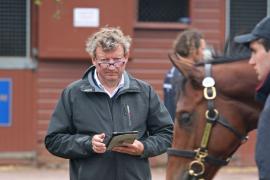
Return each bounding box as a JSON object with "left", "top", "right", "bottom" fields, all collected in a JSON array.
[{"left": 85, "top": 27, "right": 132, "bottom": 58}]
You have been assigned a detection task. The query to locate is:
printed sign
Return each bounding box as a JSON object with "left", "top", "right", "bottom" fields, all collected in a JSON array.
[
  {"left": 0, "top": 79, "right": 12, "bottom": 126},
  {"left": 73, "top": 8, "right": 100, "bottom": 27}
]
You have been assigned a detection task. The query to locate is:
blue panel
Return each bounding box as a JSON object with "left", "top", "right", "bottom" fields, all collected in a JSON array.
[{"left": 0, "top": 79, "right": 12, "bottom": 126}]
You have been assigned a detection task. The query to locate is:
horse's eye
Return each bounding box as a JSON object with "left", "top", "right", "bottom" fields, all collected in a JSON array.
[{"left": 178, "top": 112, "right": 191, "bottom": 126}]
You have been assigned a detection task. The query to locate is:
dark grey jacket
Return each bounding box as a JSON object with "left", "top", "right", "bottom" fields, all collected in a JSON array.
[
  {"left": 163, "top": 66, "right": 183, "bottom": 121},
  {"left": 255, "top": 74, "right": 270, "bottom": 180},
  {"left": 45, "top": 66, "right": 173, "bottom": 180}
]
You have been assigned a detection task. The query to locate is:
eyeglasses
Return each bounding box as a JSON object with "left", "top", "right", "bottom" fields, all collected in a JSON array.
[{"left": 97, "top": 58, "right": 126, "bottom": 68}]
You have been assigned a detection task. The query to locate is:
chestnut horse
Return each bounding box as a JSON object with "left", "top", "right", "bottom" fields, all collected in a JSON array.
[{"left": 166, "top": 54, "right": 262, "bottom": 180}]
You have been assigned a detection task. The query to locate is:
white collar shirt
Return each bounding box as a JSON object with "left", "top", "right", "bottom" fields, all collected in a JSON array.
[{"left": 94, "top": 69, "right": 124, "bottom": 98}]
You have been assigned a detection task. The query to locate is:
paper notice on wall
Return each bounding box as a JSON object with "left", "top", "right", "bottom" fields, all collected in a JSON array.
[{"left": 73, "top": 8, "right": 100, "bottom": 27}]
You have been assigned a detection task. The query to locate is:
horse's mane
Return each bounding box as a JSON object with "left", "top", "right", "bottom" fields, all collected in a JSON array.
[
  {"left": 177, "top": 38, "right": 251, "bottom": 93},
  {"left": 197, "top": 37, "right": 251, "bottom": 66},
  {"left": 196, "top": 53, "right": 250, "bottom": 66}
]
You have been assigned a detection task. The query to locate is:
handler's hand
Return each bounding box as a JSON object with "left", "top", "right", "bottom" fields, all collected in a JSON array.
[
  {"left": 112, "top": 140, "right": 144, "bottom": 156},
  {"left": 92, "top": 133, "right": 106, "bottom": 153}
]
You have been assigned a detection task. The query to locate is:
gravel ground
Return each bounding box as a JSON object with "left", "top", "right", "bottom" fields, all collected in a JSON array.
[{"left": 0, "top": 165, "right": 258, "bottom": 180}]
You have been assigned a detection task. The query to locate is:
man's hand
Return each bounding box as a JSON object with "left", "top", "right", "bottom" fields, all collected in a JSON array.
[
  {"left": 92, "top": 133, "right": 106, "bottom": 153},
  {"left": 112, "top": 140, "right": 144, "bottom": 156}
]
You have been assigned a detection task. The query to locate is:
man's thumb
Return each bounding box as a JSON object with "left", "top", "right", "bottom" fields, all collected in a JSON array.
[{"left": 99, "top": 133, "right": 105, "bottom": 139}]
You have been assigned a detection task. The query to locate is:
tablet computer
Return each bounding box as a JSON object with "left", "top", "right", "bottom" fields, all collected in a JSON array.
[{"left": 106, "top": 131, "right": 138, "bottom": 150}]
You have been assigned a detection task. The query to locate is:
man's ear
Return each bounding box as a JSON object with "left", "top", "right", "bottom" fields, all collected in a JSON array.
[
  {"left": 91, "top": 56, "right": 97, "bottom": 66},
  {"left": 125, "top": 52, "right": 130, "bottom": 61}
]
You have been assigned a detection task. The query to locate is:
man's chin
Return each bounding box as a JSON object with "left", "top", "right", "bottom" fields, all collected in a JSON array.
[
  {"left": 105, "top": 77, "right": 119, "bottom": 82},
  {"left": 258, "top": 74, "right": 268, "bottom": 82}
]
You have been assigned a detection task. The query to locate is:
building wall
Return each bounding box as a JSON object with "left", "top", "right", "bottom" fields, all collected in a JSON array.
[
  {"left": 129, "top": 27, "right": 187, "bottom": 97},
  {"left": 36, "top": 61, "right": 89, "bottom": 164},
  {"left": 191, "top": 0, "right": 226, "bottom": 51},
  {"left": 0, "top": 70, "right": 36, "bottom": 164}
]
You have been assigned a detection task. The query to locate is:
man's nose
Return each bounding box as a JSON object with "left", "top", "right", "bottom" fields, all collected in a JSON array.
[
  {"left": 248, "top": 58, "right": 255, "bottom": 65},
  {"left": 108, "top": 62, "right": 117, "bottom": 70}
]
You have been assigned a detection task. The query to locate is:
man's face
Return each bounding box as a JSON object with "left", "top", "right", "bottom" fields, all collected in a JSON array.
[
  {"left": 193, "top": 39, "right": 206, "bottom": 62},
  {"left": 92, "top": 45, "right": 128, "bottom": 85},
  {"left": 249, "top": 41, "right": 270, "bottom": 81}
]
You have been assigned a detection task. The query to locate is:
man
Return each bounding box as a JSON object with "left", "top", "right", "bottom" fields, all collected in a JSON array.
[
  {"left": 235, "top": 16, "right": 270, "bottom": 180},
  {"left": 163, "top": 29, "right": 208, "bottom": 121},
  {"left": 45, "top": 27, "right": 173, "bottom": 180}
]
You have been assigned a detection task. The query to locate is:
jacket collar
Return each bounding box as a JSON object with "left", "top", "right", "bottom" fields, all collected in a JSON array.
[
  {"left": 80, "top": 65, "right": 141, "bottom": 93},
  {"left": 256, "top": 73, "right": 270, "bottom": 104}
]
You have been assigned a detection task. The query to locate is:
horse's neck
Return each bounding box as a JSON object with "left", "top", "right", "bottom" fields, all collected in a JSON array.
[
  {"left": 211, "top": 60, "right": 262, "bottom": 131},
  {"left": 212, "top": 60, "right": 258, "bottom": 100}
]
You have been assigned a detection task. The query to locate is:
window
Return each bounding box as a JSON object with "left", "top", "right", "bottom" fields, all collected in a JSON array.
[
  {"left": 0, "top": 0, "right": 34, "bottom": 69},
  {"left": 230, "top": 0, "right": 267, "bottom": 37},
  {"left": 225, "top": 0, "right": 267, "bottom": 55},
  {"left": 138, "top": 0, "right": 189, "bottom": 23},
  {"left": 0, "top": 0, "right": 27, "bottom": 56}
]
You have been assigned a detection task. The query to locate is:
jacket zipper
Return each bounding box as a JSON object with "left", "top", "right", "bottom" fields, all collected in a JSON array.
[{"left": 126, "top": 104, "right": 131, "bottom": 127}]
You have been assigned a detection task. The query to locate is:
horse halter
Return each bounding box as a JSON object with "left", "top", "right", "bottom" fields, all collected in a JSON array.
[{"left": 167, "top": 63, "right": 249, "bottom": 179}]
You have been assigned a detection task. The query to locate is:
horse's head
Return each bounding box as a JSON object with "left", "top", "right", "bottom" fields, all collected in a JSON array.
[{"left": 166, "top": 55, "right": 262, "bottom": 180}]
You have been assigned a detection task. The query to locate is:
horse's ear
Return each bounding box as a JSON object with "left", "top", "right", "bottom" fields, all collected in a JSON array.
[
  {"left": 168, "top": 53, "right": 202, "bottom": 78},
  {"left": 168, "top": 53, "right": 204, "bottom": 88},
  {"left": 168, "top": 53, "right": 195, "bottom": 78}
]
